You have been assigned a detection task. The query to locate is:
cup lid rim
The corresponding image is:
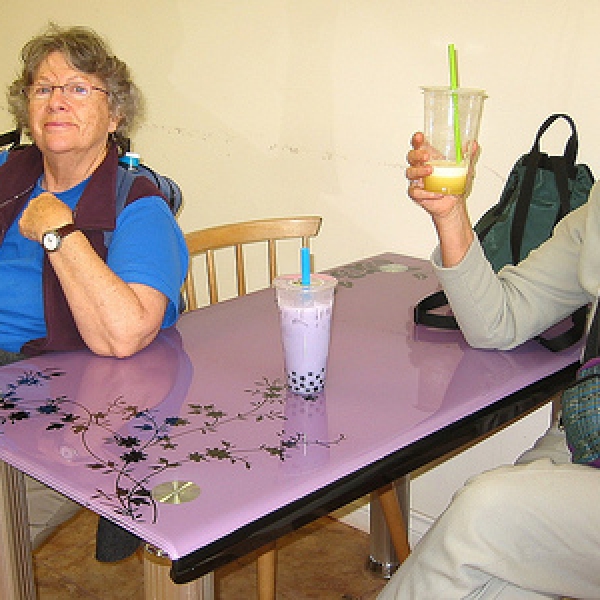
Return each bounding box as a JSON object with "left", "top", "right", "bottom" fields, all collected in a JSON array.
[
  {"left": 273, "top": 273, "right": 337, "bottom": 289},
  {"left": 421, "top": 86, "right": 487, "bottom": 97}
]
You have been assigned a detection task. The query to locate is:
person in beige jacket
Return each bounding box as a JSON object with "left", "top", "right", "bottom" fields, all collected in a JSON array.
[{"left": 378, "top": 133, "right": 600, "bottom": 600}]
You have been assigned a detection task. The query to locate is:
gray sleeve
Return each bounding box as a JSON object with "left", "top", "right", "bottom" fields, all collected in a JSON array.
[{"left": 431, "top": 200, "right": 593, "bottom": 350}]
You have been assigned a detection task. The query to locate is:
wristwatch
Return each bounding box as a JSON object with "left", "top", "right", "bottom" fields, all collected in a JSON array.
[{"left": 42, "top": 223, "right": 77, "bottom": 252}]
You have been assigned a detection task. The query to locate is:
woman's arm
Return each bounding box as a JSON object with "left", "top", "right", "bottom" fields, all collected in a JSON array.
[
  {"left": 406, "top": 132, "right": 591, "bottom": 350},
  {"left": 19, "top": 192, "right": 175, "bottom": 358}
]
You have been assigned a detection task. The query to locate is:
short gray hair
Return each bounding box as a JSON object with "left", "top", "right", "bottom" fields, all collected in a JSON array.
[{"left": 7, "top": 23, "right": 143, "bottom": 152}]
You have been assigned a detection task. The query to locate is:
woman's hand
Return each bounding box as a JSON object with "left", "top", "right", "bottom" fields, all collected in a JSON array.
[
  {"left": 405, "top": 132, "right": 476, "bottom": 267},
  {"left": 406, "top": 132, "right": 470, "bottom": 221},
  {"left": 19, "top": 192, "right": 74, "bottom": 243}
]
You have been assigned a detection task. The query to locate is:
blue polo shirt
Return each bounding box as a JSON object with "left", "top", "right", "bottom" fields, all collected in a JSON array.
[{"left": 0, "top": 151, "right": 188, "bottom": 353}]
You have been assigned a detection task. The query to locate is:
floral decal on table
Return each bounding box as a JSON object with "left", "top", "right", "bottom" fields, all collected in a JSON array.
[
  {"left": 0, "top": 370, "right": 345, "bottom": 524},
  {"left": 328, "top": 257, "right": 427, "bottom": 288}
]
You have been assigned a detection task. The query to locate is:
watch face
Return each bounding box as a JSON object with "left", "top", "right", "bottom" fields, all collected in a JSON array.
[{"left": 43, "top": 231, "right": 60, "bottom": 252}]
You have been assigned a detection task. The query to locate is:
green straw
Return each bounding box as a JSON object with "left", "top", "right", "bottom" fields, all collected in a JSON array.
[{"left": 448, "top": 44, "right": 463, "bottom": 163}]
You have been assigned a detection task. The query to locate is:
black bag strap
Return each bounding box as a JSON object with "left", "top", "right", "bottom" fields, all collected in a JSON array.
[
  {"left": 549, "top": 155, "right": 572, "bottom": 222},
  {"left": 413, "top": 289, "right": 459, "bottom": 330},
  {"left": 510, "top": 150, "right": 541, "bottom": 264},
  {"left": 534, "top": 113, "right": 578, "bottom": 166},
  {"left": 510, "top": 114, "right": 578, "bottom": 265},
  {"left": 416, "top": 290, "right": 587, "bottom": 352},
  {"left": 537, "top": 305, "right": 587, "bottom": 352},
  {"left": 0, "top": 129, "right": 21, "bottom": 150},
  {"left": 583, "top": 303, "right": 600, "bottom": 363}
]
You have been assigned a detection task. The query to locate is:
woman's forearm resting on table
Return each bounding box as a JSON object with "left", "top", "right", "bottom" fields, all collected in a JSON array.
[{"left": 47, "top": 231, "right": 167, "bottom": 357}]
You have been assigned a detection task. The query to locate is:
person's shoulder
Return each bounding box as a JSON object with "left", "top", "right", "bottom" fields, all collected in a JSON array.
[
  {"left": 124, "top": 194, "right": 176, "bottom": 218},
  {"left": 117, "top": 196, "right": 182, "bottom": 237}
]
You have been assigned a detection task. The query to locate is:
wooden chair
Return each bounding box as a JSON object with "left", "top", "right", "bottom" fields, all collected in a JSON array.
[
  {"left": 178, "top": 215, "right": 410, "bottom": 599},
  {"left": 182, "top": 216, "right": 323, "bottom": 310},
  {"left": 181, "top": 216, "right": 321, "bottom": 599}
]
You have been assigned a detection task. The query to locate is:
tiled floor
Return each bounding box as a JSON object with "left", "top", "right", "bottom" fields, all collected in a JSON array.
[{"left": 34, "top": 508, "right": 389, "bottom": 599}]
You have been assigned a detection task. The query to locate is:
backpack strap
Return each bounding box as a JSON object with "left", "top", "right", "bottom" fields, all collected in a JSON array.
[
  {"left": 510, "top": 113, "right": 579, "bottom": 265},
  {"left": 549, "top": 154, "right": 572, "bottom": 222},
  {"left": 536, "top": 305, "right": 587, "bottom": 352},
  {"left": 413, "top": 289, "right": 459, "bottom": 330},
  {"left": 510, "top": 115, "right": 586, "bottom": 351},
  {"left": 103, "top": 166, "right": 134, "bottom": 247},
  {"left": 0, "top": 129, "right": 21, "bottom": 149},
  {"left": 104, "top": 164, "right": 181, "bottom": 246},
  {"left": 535, "top": 113, "right": 578, "bottom": 166},
  {"left": 510, "top": 150, "right": 541, "bottom": 264},
  {"left": 583, "top": 302, "right": 600, "bottom": 363},
  {"left": 115, "top": 165, "right": 134, "bottom": 215}
]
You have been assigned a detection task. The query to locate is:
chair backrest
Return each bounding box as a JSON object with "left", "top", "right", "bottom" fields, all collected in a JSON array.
[{"left": 182, "top": 216, "right": 322, "bottom": 310}]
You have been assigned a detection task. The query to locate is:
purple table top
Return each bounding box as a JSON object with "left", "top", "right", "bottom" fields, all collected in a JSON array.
[{"left": 0, "top": 253, "right": 581, "bottom": 564}]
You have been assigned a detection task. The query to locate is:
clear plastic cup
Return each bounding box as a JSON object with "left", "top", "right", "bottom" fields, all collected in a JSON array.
[
  {"left": 421, "top": 86, "right": 486, "bottom": 195},
  {"left": 273, "top": 274, "right": 337, "bottom": 396}
]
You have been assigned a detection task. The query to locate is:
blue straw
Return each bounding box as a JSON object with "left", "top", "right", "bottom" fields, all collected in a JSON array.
[{"left": 301, "top": 247, "right": 311, "bottom": 285}]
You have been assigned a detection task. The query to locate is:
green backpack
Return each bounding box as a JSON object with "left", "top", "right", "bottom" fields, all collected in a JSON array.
[{"left": 415, "top": 113, "right": 595, "bottom": 351}]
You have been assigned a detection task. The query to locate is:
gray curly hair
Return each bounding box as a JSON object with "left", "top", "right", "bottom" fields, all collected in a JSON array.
[{"left": 7, "top": 23, "right": 142, "bottom": 153}]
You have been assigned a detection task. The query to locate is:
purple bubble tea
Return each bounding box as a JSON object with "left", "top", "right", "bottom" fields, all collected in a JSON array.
[{"left": 274, "top": 274, "right": 337, "bottom": 396}]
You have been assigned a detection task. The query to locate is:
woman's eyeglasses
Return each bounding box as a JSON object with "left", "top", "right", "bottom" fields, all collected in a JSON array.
[{"left": 26, "top": 82, "right": 109, "bottom": 102}]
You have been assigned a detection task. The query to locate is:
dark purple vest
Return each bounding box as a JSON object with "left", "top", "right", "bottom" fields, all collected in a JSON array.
[{"left": 0, "top": 143, "right": 166, "bottom": 356}]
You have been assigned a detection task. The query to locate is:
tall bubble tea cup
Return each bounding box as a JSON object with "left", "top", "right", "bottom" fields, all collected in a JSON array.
[
  {"left": 274, "top": 274, "right": 337, "bottom": 396},
  {"left": 422, "top": 86, "right": 486, "bottom": 195}
]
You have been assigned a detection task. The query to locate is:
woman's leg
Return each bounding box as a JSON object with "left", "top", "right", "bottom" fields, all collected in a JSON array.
[
  {"left": 378, "top": 427, "right": 600, "bottom": 599},
  {"left": 26, "top": 476, "right": 81, "bottom": 550},
  {"left": 1, "top": 351, "right": 81, "bottom": 550}
]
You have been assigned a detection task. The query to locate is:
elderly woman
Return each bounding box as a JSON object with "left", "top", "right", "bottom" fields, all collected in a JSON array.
[{"left": 1, "top": 24, "right": 188, "bottom": 557}]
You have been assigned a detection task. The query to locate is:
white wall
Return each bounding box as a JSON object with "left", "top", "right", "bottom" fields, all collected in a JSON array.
[{"left": 1, "top": 0, "right": 596, "bottom": 527}]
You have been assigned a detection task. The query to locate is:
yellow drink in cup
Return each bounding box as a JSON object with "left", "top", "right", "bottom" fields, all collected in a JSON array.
[
  {"left": 421, "top": 86, "right": 486, "bottom": 195},
  {"left": 423, "top": 160, "right": 468, "bottom": 195}
]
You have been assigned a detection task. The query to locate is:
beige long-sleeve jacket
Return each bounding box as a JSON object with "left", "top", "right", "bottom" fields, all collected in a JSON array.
[{"left": 432, "top": 182, "right": 600, "bottom": 350}]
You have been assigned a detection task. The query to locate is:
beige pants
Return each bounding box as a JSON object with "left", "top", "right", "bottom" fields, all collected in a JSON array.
[
  {"left": 0, "top": 352, "right": 82, "bottom": 552},
  {"left": 26, "top": 476, "right": 81, "bottom": 550},
  {"left": 378, "top": 425, "right": 600, "bottom": 599}
]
